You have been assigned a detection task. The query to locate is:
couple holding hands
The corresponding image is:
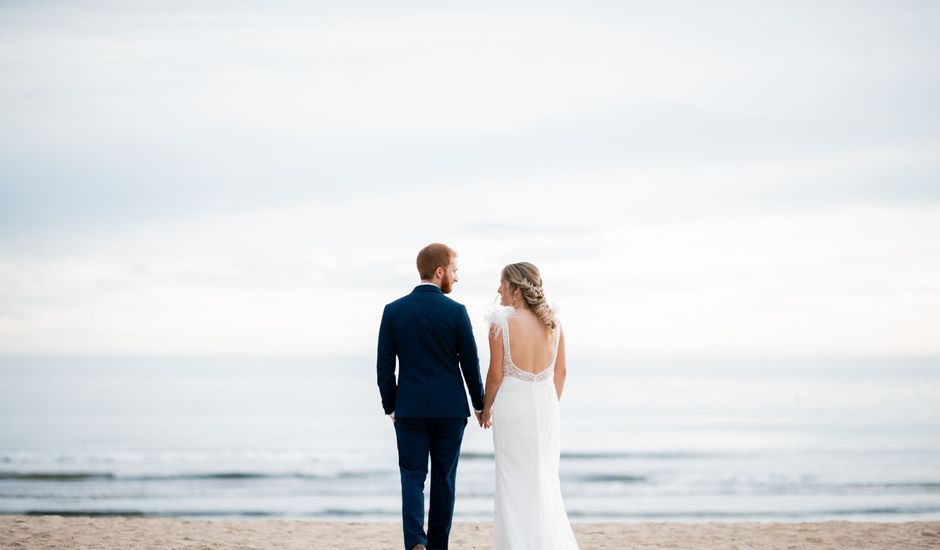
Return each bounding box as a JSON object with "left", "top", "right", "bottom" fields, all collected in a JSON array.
[{"left": 377, "top": 243, "right": 579, "bottom": 550}]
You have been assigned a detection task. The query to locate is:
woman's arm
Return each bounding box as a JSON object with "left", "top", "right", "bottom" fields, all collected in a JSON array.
[
  {"left": 481, "top": 325, "right": 504, "bottom": 428},
  {"left": 553, "top": 325, "right": 567, "bottom": 400}
]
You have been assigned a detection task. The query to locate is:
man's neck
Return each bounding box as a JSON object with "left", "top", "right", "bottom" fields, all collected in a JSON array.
[{"left": 419, "top": 281, "right": 440, "bottom": 288}]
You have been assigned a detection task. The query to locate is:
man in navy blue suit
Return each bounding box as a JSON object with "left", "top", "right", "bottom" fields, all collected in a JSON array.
[{"left": 377, "top": 243, "right": 485, "bottom": 550}]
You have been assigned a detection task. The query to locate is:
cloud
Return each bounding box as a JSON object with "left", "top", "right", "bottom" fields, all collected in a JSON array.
[
  {"left": 1, "top": 1, "right": 939, "bottom": 355},
  {"left": 2, "top": 182, "right": 939, "bottom": 355},
  {"left": 3, "top": 0, "right": 939, "bottom": 237}
]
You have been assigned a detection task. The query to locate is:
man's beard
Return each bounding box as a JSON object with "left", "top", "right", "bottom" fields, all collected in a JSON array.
[{"left": 440, "top": 275, "right": 454, "bottom": 294}]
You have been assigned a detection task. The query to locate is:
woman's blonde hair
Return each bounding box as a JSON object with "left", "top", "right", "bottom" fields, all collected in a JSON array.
[{"left": 501, "top": 262, "right": 556, "bottom": 331}]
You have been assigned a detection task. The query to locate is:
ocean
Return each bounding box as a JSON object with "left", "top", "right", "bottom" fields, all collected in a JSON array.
[{"left": 1, "top": 355, "right": 938, "bottom": 521}]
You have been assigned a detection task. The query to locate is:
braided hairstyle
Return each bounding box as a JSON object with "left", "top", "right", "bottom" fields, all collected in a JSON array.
[{"left": 501, "top": 262, "right": 556, "bottom": 331}]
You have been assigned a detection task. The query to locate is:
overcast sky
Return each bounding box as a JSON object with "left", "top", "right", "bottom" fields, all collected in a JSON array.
[{"left": 1, "top": 1, "right": 938, "bottom": 357}]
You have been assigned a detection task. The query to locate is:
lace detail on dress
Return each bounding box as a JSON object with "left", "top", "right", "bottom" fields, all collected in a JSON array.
[
  {"left": 505, "top": 355, "right": 554, "bottom": 382},
  {"left": 486, "top": 304, "right": 559, "bottom": 382}
]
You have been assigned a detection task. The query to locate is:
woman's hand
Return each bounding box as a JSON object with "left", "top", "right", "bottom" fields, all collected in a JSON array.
[{"left": 482, "top": 410, "right": 493, "bottom": 429}]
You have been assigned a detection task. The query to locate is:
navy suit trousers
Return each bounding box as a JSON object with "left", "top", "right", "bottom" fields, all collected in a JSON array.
[{"left": 394, "top": 417, "right": 467, "bottom": 550}]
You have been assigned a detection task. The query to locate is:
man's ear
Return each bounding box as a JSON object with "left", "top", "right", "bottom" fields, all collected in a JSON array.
[{"left": 435, "top": 266, "right": 445, "bottom": 280}]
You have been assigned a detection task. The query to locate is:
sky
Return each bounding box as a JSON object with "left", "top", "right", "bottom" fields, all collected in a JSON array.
[{"left": 1, "top": 1, "right": 938, "bottom": 357}]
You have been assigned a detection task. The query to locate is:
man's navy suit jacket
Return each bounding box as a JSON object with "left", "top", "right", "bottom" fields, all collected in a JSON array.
[{"left": 377, "top": 284, "right": 485, "bottom": 418}]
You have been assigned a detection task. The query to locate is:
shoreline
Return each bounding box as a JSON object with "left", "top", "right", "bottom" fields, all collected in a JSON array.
[{"left": 2, "top": 516, "right": 939, "bottom": 549}]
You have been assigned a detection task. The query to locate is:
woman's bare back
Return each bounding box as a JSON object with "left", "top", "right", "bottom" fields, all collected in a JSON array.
[{"left": 506, "top": 309, "right": 556, "bottom": 374}]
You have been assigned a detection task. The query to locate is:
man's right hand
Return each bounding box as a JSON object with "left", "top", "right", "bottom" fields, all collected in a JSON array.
[{"left": 474, "top": 410, "right": 483, "bottom": 427}]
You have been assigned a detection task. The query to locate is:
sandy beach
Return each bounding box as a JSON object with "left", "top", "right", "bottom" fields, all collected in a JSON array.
[{"left": 1, "top": 516, "right": 938, "bottom": 549}]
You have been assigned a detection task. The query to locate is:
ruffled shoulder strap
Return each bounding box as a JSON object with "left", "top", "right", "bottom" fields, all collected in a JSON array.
[
  {"left": 485, "top": 304, "right": 516, "bottom": 374},
  {"left": 483, "top": 304, "right": 516, "bottom": 337},
  {"left": 485, "top": 304, "right": 516, "bottom": 351}
]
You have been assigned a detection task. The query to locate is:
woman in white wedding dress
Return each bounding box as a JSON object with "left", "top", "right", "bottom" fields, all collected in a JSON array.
[{"left": 481, "top": 262, "right": 579, "bottom": 550}]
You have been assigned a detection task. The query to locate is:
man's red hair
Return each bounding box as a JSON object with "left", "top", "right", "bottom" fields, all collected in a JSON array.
[{"left": 417, "top": 243, "right": 456, "bottom": 280}]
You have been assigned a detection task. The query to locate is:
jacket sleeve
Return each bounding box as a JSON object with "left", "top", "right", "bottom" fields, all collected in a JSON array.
[
  {"left": 457, "top": 305, "right": 485, "bottom": 411},
  {"left": 376, "top": 305, "right": 397, "bottom": 415}
]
